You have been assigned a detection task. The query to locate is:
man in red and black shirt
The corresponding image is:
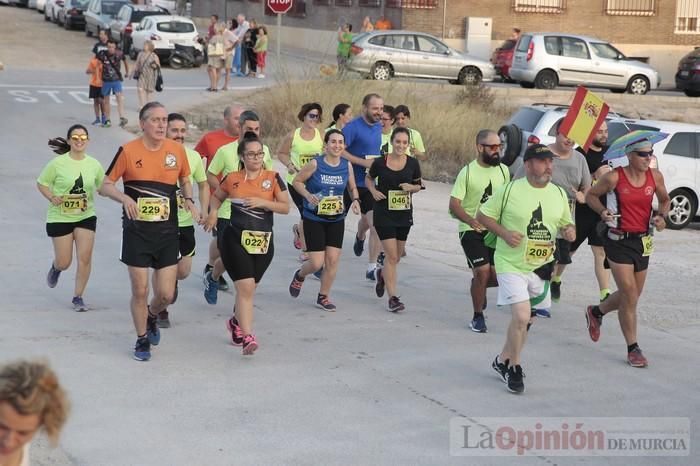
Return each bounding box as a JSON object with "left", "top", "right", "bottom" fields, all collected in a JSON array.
[{"left": 100, "top": 102, "right": 199, "bottom": 362}]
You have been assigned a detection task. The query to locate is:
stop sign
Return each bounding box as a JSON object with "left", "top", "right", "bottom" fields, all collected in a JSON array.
[{"left": 267, "top": 0, "right": 293, "bottom": 14}]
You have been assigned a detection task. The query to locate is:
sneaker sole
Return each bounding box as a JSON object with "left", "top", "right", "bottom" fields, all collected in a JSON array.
[
  {"left": 492, "top": 360, "right": 507, "bottom": 383},
  {"left": 157, "top": 320, "right": 171, "bottom": 329},
  {"left": 315, "top": 302, "right": 336, "bottom": 312},
  {"left": 375, "top": 271, "right": 385, "bottom": 298},
  {"left": 242, "top": 342, "right": 258, "bottom": 355},
  {"left": 133, "top": 353, "right": 151, "bottom": 361},
  {"left": 628, "top": 359, "right": 648, "bottom": 368},
  {"left": 387, "top": 304, "right": 405, "bottom": 313},
  {"left": 74, "top": 307, "right": 88, "bottom": 312},
  {"left": 506, "top": 384, "right": 525, "bottom": 394},
  {"left": 470, "top": 324, "right": 487, "bottom": 333}
]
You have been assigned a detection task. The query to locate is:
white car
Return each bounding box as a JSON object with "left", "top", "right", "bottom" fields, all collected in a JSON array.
[
  {"left": 43, "top": 0, "right": 63, "bottom": 22},
  {"left": 36, "top": 0, "right": 47, "bottom": 11},
  {"left": 130, "top": 15, "right": 199, "bottom": 60}
]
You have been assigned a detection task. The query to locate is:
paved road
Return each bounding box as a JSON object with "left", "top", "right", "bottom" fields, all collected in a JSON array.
[{"left": 1, "top": 5, "right": 699, "bottom": 466}]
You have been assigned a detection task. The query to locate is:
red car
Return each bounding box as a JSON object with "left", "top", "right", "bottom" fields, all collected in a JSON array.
[{"left": 491, "top": 39, "right": 516, "bottom": 81}]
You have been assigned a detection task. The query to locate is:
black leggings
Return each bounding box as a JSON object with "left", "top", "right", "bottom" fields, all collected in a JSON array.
[{"left": 246, "top": 46, "right": 257, "bottom": 73}]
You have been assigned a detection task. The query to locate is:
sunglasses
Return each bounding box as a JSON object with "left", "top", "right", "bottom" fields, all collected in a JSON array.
[
  {"left": 634, "top": 150, "right": 654, "bottom": 158},
  {"left": 306, "top": 113, "right": 320, "bottom": 120},
  {"left": 480, "top": 144, "right": 502, "bottom": 150},
  {"left": 244, "top": 151, "right": 265, "bottom": 159},
  {"left": 70, "top": 134, "right": 89, "bottom": 142}
]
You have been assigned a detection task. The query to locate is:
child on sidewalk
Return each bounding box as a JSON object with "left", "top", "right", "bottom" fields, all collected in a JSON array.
[
  {"left": 254, "top": 26, "right": 268, "bottom": 78},
  {"left": 86, "top": 57, "right": 104, "bottom": 126}
]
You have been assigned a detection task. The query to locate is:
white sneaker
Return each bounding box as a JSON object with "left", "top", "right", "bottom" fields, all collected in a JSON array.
[{"left": 257, "top": 73, "right": 265, "bottom": 79}]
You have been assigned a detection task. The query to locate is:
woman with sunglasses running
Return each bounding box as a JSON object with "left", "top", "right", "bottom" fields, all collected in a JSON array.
[
  {"left": 205, "top": 133, "right": 289, "bottom": 355},
  {"left": 288, "top": 129, "right": 361, "bottom": 310},
  {"left": 276, "top": 103, "right": 324, "bottom": 261},
  {"left": 37, "top": 125, "right": 105, "bottom": 311},
  {"left": 366, "top": 127, "right": 423, "bottom": 312}
]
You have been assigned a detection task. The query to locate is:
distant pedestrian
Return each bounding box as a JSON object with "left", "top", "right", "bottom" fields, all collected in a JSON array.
[
  {"left": 134, "top": 40, "right": 161, "bottom": 110},
  {"left": 207, "top": 14, "right": 218, "bottom": 41},
  {"left": 361, "top": 16, "right": 374, "bottom": 33},
  {"left": 511, "top": 28, "right": 522, "bottom": 42},
  {"left": 254, "top": 25, "right": 268, "bottom": 78},
  {"left": 245, "top": 19, "right": 258, "bottom": 77},
  {"left": 222, "top": 21, "right": 237, "bottom": 90},
  {"left": 96, "top": 40, "right": 129, "bottom": 128},
  {"left": 0, "top": 360, "right": 69, "bottom": 466},
  {"left": 336, "top": 23, "right": 353, "bottom": 72},
  {"left": 375, "top": 16, "right": 392, "bottom": 30},
  {"left": 206, "top": 23, "right": 225, "bottom": 92},
  {"left": 85, "top": 56, "right": 103, "bottom": 126},
  {"left": 233, "top": 14, "right": 250, "bottom": 76}
]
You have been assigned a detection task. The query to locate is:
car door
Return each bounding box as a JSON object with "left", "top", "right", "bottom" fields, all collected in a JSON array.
[
  {"left": 557, "top": 36, "right": 592, "bottom": 85},
  {"left": 661, "top": 132, "right": 698, "bottom": 193},
  {"left": 131, "top": 17, "right": 148, "bottom": 52},
  {"left": 589, "top": 42, "right": 628, "bottom": 88},
  {"left": 412, "top": 34, "right": 451, "bottom": 78},
  {"left": 110, "top": 6, "right": 126, "bottom": 41}
]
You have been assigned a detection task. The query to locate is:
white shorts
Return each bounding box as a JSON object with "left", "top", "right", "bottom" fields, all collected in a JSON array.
[{"left": 497, "top": 272, "right": 551, "bottom": 309}]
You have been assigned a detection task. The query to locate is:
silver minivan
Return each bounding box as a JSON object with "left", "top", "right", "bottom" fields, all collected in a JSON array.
[{"left": 509, "top": 33, "right": 660, "bottom": 94}]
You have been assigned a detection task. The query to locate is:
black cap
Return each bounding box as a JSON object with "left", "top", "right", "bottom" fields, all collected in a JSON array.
[{"left": 523, "top": 144, "right": 555, "bottom": 161}]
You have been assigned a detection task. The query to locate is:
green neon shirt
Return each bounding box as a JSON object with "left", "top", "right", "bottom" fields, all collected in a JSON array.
[
  {"left": 450, "top": 160, "right": 510, "bottom": 232},
  {"left": 177, "top": 148, "right": 207, "bottom": 227}
]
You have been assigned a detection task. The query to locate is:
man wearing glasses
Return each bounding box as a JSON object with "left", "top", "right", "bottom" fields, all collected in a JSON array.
[
  {"left": 584, "top": 139, "right": 670, "bottom": 368},
  {"left": 449, "top": 130, "right": 510, "bottom": 333}
]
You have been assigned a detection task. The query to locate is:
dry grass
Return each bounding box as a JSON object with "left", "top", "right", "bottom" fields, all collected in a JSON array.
[{"left": 182, "top": 77, "right": 511, "bottom": 182}]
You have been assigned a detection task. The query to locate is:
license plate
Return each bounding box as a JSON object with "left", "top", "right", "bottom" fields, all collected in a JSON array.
[{"left": 680, "top": 70, "right": 689, "bottom": 77}]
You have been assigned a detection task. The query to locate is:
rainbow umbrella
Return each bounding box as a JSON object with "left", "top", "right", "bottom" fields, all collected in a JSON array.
[{"left": 603, "top": 130, "right": 669, "bottom": 161}]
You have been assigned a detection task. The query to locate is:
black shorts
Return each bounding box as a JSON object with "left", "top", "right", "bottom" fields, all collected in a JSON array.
[
  {"left": 459, "top": 230, "right": 494, "bottom": 269},
  {"left": 571, "top": 205, "right": 604, "bottom": 251},
  {"left": 212, "top": 217, "right": 228, "bottom": 240},
  {"left": 604, "top": 235, "right": 649, "bottom": 272},
  {"left": 303, "top": 218, "right": 345, "bottom": 251},
  {"left": 288, "top": 183, "right": 305, "bottom": 216},
  {"left": 357, "top": 187, "right": 375, "bottom": 215},
  {"left": 375, "top": 224, "right": 411, "bottom": 241},
  {"left": 178, "top": 226, "right": 196, "bottom": 257},
  {"left": 46, "top": 216, "right": 97, "bottom": 237},
  {"left": 220, "top": 226, "right": 274, "bottom": 283},
  {"left": 554, "top": 238, "right": 572, "bottom": 265},
  {"left": 120, "top": 227, "right": 179, "bottom": 269},
  {"left": 89, "top": 85, "right": 102, "bottom": 100}
]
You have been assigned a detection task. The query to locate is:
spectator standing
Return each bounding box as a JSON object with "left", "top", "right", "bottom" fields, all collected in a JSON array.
[
  {"left": 375, "top": 16, "right": 392, "bottom": 30},
  {"left": 134, "top": 40, "right": 161, "bottom": 110},
  {"left": 222, "top": 23, "right": 236, "bottom": 90},
  {"left": 361, "top": 16, "right": 374, "bottom": 33},
  {"left": 97, "top": 40, "right": 129, "bottom": 128},
  {"left": 233, "top": 14, "right": 250, "bottom": 77},
  {"left": 207, "top": 14, "right": 218, "bottom": 41},
  {"left": 206, "top": 23, "right": 225, "bottom": 92},
  {"left": 336, "top": 23, "right": 353, "bottom": 73},
  {"left": 245, "top": 19, "right": 258, "bottom": 77},
  {"left": 86, "top": 56, "right": 103, "bottom": 126},
  {"left": 254, "top": 26, "right": 268, "bottom": 78}
]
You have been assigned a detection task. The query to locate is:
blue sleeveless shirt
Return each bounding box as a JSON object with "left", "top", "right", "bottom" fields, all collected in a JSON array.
[{"left": 303, "top": 157, "right": 351, "bottom": 223}]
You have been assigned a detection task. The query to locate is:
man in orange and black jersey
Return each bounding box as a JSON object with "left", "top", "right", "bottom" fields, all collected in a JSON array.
[{"left": 100, "top": 102, "right": 200, "bottom": 362}]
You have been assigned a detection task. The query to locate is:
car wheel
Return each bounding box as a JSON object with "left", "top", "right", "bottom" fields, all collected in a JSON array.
[
  {"left": 170, "top": 55, "right": 184, "bottom": 69},
  {"left": 371, "top": 62, "right": 392, "bottom": 81},
  {"left": 684, "top": 89, "right": 700, "bottom": 97},
  {"left": 666, "top": 189, "right": 697, "bottom": 230},
  {"left": 534, "top": 69, "right": 558, "bottom": 89},
  {"left": 498, "top": 124, "right": 522, "bottom": 167},
  {"left": 627, "top": 75, "right": 650, "bottom": 95},
  {"left": 519, "top": 81, "right": 535, "bottom": 89},
  {"left": 458, "top": 66, "right": 482, "bottom": 85},
  {"left": 448, "top": 79, "right": 458, "bottom": 85}
]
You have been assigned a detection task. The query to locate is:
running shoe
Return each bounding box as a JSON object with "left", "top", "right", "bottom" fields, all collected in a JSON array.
[
  {"left": 366, "top": 268, "right": 377, "bottom": 282},
  {"left": 103, "top": 119, "right": 112, "bottom": 128},
  {"left": 157, "top": 310, "right": 171, "bottom": 328},
  {"left": 226, "top": 316, "right": 244, "bottom": 346},
  {"left": 47, "top": 264, "right": 61, "bottom": 288},
  {"left": 505, "top": 365, "right": 525, "bottom": 393},
  {"left": 218, "top": 275, "right": 229, "bottom": 291},
  {"left": 534, "top": 308, "right": 551, "bottom": 318},
  {"left": 312, "top": 267, "right": 323, "bottom": 280},
  {"left": 72, "top": 296, "right": 88, "bottom": 312},
  {"left": 147, "top": 313, "right": 161, "bottom": 346},
  {"left": 353, "top": 234, "right": 365, "bottom": 257},
  {"left": 203, "top": 270, "right": 219, "bottom": 305},
  {"left": 316, "top": 294, "right": 336, "bottom": 311},
  {"left": 119, "top": 117, "right": 128, "bottom": 128},
  {"left": 91, "top": 118, "right": 101, "bottom": 126},
  {"left": 551, "top": 281, "right": 561, "bottom": 302},
  {"left": 171, "top": 281, "right": 179, "bottom": 305},
  {"left": 387, "top": 296, "right": 405, "bottom": 312},
  {"left": 627, "top": 347, "right": 648, "bottom": 368},
  {"left": 377, "top": 252, "right": 385, "bottom": 267},
  {"left": 292, "top": 224, "right": 302, "bottom": 250},
  {"left": 375, "top": 268, "right": 385, "bottom": 298},
  {"left": 133, "top": 336, "right": 151, "bottom": 362},
  {"left": 492, "top": 355, "right": 508, "bottom": 383},
  {"left": 289, "top": 270, "right": 304, "bottom": 298},
  {"left": 242, "top": 334, "right": 258, "bottom": 355},
  {"left": 470, "top": 313, "right": 487, "bottom": 333},
  {"left": 585, "top": 305, "right": 602, "bottom": 342}
]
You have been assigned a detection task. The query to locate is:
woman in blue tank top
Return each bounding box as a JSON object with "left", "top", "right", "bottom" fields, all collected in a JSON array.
[{"left": 287, "top": 130, "right": 360, "bottom": 311}]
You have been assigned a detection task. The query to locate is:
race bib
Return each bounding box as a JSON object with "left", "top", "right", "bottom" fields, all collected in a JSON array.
[
  {"left": 241, "top": 230, "right": 271, "bottom": 254},
  {"left": 137, "top": 197, "right": 170, "bottom": 222},
  {"left": 642, "top": 235, "right": 654, "bottom": 257},
  {"left": 60, "top": 194, "right": 87, "bottom": 214},
  {"left": 524, "top": 239, "right": 555, "bottom": 266},
  {"left": 298, "top": 153, "right": 317, "bottom": 167},
  {"left": 176, "top": 190, "right": 185, "bottom": 211},
  {"left": 388, "top": 190, "right": 411, "bottom": 211},
  {"left": 317, "top": 195, "right": 344, "bottom": 216}
]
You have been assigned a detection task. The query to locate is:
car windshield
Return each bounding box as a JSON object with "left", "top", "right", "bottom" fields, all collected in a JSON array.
[
  {"left": 591, "top": 42, "right": 625, "bottom": 60},
  {"left": 132, "top": 11, "right": 160, "bottom": 23},
  {"left": 510, "top": 108, "right": 545, "bottom": 132},
  {"left": 74, "top": 0, "right": 89, "bottom": 7},
  {"left": 157, "top": 21, "right": 195, "bottom": 33},
  {"left": 103, "top": 1, "right": 125, "bottom": 16}
]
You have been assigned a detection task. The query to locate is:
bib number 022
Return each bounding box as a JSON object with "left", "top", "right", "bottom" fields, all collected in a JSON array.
[{"left": 241, "top": 230, "right": 271, "bottom": 254}]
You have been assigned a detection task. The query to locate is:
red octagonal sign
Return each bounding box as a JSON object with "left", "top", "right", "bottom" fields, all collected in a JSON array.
[{"left": 267, "top": 0, "right": 293, "bottom": 14}]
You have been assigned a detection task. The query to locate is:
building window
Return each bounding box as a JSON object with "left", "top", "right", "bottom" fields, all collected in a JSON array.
[
  {"left": 359, "top": 0, "right": 381, "bottom": 6},
  {"left": 386, "top": 0, "right": 439, "bottom": 8},
  {"left": 605, "top": 0, "right": 656, "bottom": 16},
  {"left": 265, "top": 0, "right": 307, "bottom": 17},
  {"left": 676, "top": 0, "right": 700, "bottom": 33},
  {"left": 334, "top": 0, "right": 353, "bottom": 6},
  {"left": 511, "top": 0, "right": 566, "bottom": 13}
]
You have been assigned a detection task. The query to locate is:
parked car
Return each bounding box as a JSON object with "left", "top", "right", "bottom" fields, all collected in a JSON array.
[
  {"left": 57, "top": 0, "right": 89, "bottom": 29},
  {"left": 43, "top": 0, "right": 63, "bottom": 22},
  {"left": 9, "top": 0, "right": 29, "bottom": 6},
  {"left": 84, "top": 0, "right": 128, "bottom": 37},
  {"left": 109, "top": 4, "right": 167, "bottom": 53},
  {"left": 130, "top": 15, "right": 199, "bottom": 62},
  {"left": 509, "top": 33, "right": 660, "bottom": 95},
  {"left": 346, "top": 30, "right": 495, "bottom": 85},
  {"left": 499, "top": 104, "right": 700, "bottom": 229},
  {"left": 491, "top": 39, "right": 516, "bottom": 81},
  {"left": 36, "top": 0, "right": 47, "bottom": 12},
  {"left": 675, "top": 47, "right": 700, "bottom": 97},
  {"left": 146, "top": 0, "right": 174, "bottom": 13},
  {"left": 28, "top": 0, "right": 38, "bottom": 8}
]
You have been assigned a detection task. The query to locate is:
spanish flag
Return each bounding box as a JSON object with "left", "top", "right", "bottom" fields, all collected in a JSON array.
[{"left": 559, "top": 86, "right": 610, "bottom": 152}]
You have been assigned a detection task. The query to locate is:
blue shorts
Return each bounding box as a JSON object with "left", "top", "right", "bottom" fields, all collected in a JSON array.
[{"left": 101, "top": 81, "right": 123, "bottom": 96}]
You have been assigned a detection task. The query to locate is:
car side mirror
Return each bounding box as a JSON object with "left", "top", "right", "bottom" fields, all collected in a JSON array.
[{"left": 444, "top": 49, "right": 451, "bottom": 55}]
